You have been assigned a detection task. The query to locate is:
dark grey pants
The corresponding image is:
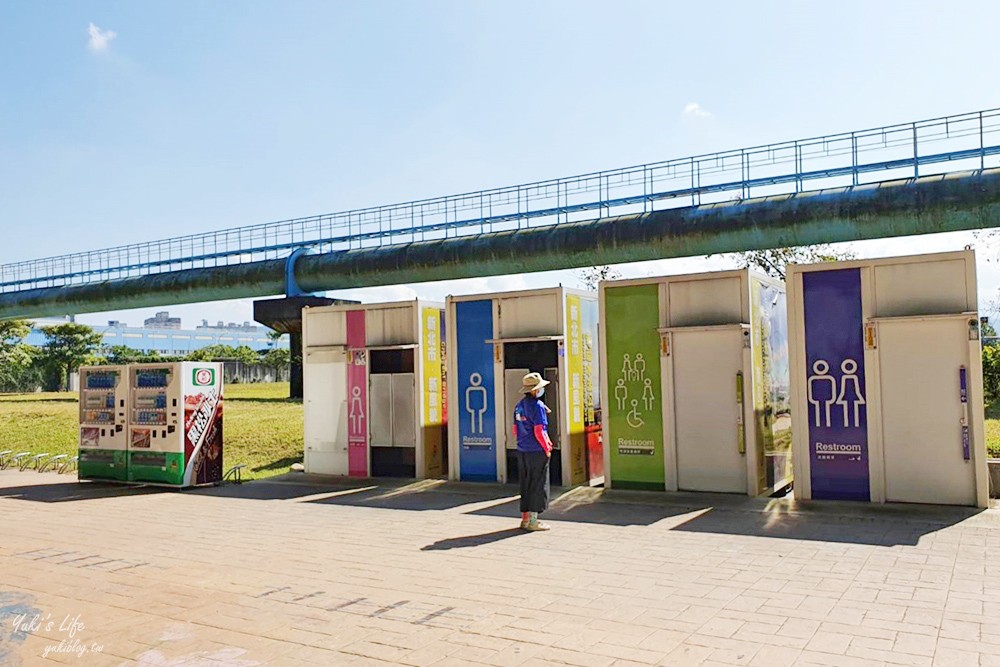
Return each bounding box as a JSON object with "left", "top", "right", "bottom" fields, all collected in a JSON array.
[{"left": 517, "top": 450, "right": 550, "bottom": 513}]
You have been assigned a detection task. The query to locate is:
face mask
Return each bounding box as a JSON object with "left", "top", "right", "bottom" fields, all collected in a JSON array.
[{"left": 535, "top": 387, "right": 545, "bottom": 398}]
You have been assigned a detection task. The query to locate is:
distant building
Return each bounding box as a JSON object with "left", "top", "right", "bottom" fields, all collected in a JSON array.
[
  {"left": 25, "top": 318, "right": 288, "bottom": 356},
  {"left": 196, "top": 319, "right": 259, "bottom": 332},
  {"left": 144, "top": 311, "right": 182, "bottom": 329}
]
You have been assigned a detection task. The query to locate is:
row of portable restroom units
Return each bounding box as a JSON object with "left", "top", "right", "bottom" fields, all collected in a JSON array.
[
  {"left": 302, "top": 250, "right": 990, "bottom": 508},
  {"left": 301, "top": 289, "right": 599, "bottom": 487}
]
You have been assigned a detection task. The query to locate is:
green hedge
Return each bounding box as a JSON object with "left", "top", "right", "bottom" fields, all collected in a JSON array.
[{"left": 984, "top": 344, "right": 1000, "bottom": 403}]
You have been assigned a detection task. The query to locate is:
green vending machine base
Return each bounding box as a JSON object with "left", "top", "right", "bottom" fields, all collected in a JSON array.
[
  {"left": 127, "top": 451, "right": 185, "bottom": 485},
  {"left": 78, "top": 448, "right": 128, "bottom": 482}
]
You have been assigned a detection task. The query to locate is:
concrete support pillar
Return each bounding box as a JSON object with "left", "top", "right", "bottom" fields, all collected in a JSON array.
[
  {"left": 289, "top": 331, "right": 303, "bottom": 399},
  {"left": 253, "top": 295, "right": 359, "bottom": 398}
]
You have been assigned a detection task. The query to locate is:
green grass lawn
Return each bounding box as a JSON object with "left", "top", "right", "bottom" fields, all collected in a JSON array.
[{"left": 0, "top": 383, "right": 303, "bottom": 479}]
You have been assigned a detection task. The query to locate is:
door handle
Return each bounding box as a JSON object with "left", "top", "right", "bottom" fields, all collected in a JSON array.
[
  {"left": 960, "top": 366, "right": 970, "bottom": 461},
  {"left": 736, "top": 371, "right": 746, "bottom": 455}
]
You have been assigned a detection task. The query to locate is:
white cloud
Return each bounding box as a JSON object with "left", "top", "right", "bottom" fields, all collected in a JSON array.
[
  {"left": 87, "top": 22, "right": 117, "bottom": 52},
  {"left": 683, "top": 102, "right": 712, "bottom": 118}
]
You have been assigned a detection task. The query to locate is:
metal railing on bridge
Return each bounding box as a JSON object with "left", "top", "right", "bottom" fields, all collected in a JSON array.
[{"left": 5, "top": 107, "right": 1000, "bottom": 293}]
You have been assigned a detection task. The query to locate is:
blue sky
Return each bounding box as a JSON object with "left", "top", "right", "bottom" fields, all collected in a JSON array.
[{"left": 3, "top": 1, "right": 1000, "bottom": 327}]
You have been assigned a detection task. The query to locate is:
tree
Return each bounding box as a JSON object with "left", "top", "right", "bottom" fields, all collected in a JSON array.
[
  {"left": 186, "top": 345, "right": 224, "bottom": 362},
  {"left": 99, "top": 344, "right": 172, "bottom": 365},
  {"left": 0, "top": 344, "right": 35, "bottom": 391},
  {"left": 102, "top": 344, "right": 144, "bottom": 365},
  {"left": 983, "top": 345, "right": 1000, "bottom": 403},
  {"left": 230, "top": 345, "right": 260, "bottom": 365},
  {"left": 101, "top": 345, "right": 174, "bottom": 366},
  {"left": 578, "top": 265, "right": 623, "bottom": 290},
  {"left": 0, "top": 320, "right": 37, "bottom": 392},
  {"left": 261, "top": 347, "right": 290, "bottom": 370},
  {"left": 0, "top": 320, "right": 31, "bottom": 349},
  {"left": 39, "top": 323, "right": 104, "bottom": 391},
  {"left": 186, "top": 344, "right": 258, "bottom": 365},
  {"left": 185, "top": 348, "right": 210, "bottom": 362},
  {"left": 982, "top": 318, "right": 998, "bottom": 340},
  {"left": 722, "top": 245, "right": 856, "bottom": 280}
]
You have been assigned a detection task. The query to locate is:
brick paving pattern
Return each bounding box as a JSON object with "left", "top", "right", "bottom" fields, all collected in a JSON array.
[{"left": 1, "top": 470, "right": 999, "bottom": 666}]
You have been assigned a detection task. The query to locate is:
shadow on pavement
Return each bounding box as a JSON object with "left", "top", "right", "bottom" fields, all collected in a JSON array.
[
  {"left": 421, "top": 528, "right": 527, "bottom": 551},
  {"left": 190, "top": 481, "right": 344, "bottom": 501},
  {"left": 0, "top": 472, "right": 984, "bottom": 547},
  {"left": 303, "top": 479, "right": 518, "bottom": 511},
  {"left": 0, "top": 480, "right": 165, "bottom": 503},
  {"left": 191, "top": 476, "right": 518, "bottom": 511},
  {"left": 468, "top": 490, "right": 715, "bottom": 527},
  {"left": 466, "top": 486, "right": 985, "bottom": 545},
  {"left": 668, "top": 498, "right": 984, "bottom": 547}
]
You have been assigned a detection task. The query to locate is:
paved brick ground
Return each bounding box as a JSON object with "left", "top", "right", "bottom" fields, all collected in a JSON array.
[{"left": 1, "top": 470, "right": 999, "bottom": 666}]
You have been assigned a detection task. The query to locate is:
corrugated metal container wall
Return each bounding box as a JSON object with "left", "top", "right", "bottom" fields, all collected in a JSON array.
[
  {"left": 872, "top": 258, "right": 973, "bottom": 316},
  {"left": 305, "top": 310, "right": 347, "bottom": 347},
  {"left": 668, "top": 275, "right": 746, "bottom": 326},
  {"left": 366, "top": 305, "right": 417, "bottom": 346},
  {"left": 497, "top": 293, "right": 563, "bottom": 338}
]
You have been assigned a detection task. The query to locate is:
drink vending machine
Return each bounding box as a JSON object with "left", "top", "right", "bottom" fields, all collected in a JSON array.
[
  {"left": 128, "top": 362, "right": 224, "bottom": 487},
  {"left": 78, "top": 362, "right": 224, "bottom": 488},
  {"left": 78, "top": 366, "right": 129, "bottom": 481}
]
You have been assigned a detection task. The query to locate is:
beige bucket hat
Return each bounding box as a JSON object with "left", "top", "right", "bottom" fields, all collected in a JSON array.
[{"left": 520, "top": 372, "right": 551, "bottom": 393}]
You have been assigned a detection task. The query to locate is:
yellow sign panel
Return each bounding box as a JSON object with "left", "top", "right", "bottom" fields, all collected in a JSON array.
[
  {"left": 421, "top": 307, "right": 445, "bottom": 478},
  {"left": 566, "top": 294, "right": 586, "bottom": 485},
  {"left": 421, "top": 307, "right": 443, "bottom": 426}
]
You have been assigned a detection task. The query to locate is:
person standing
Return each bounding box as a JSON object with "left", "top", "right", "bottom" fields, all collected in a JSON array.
[{"left": 513, "top": 372, "right": 553, "bottom": 531}]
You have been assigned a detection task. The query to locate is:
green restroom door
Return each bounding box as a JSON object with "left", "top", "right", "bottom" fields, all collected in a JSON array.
[{"left": 605, "top": 284, "right": 665, "bottom": 490}]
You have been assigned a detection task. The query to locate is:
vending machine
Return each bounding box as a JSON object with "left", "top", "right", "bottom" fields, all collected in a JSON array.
[
  {"left": 127, "top": 362, "right": 224, "bottom": 487},
  {"left": 78, "top": 365, "right": 129, "bottom": 481},
  {"left": 787, "top": 250, "right": 989, "bottom": 508}
]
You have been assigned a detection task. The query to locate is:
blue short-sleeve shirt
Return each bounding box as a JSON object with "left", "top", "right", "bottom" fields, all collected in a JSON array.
[{"left": 514, "top": 395, "right": 549, "bottom": 453}]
